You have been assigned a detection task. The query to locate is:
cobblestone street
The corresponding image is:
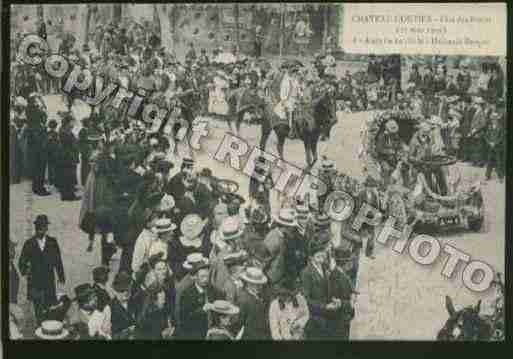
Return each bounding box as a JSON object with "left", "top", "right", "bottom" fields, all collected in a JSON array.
[{"left": 9, "top": 95, "right": 505, "bottom": 339}]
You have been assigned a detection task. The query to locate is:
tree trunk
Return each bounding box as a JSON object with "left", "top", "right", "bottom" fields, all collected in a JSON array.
[
  {"left": 234, "top": 4, "right": 240, "bottom": 52},
  {"left": 153, "top": 4, "right": 161, "bottom": 38},
  {"left": 322, "top": 5, "right": 329, "bottom": 52},
  {"left": 279, "top": 4, "right": 285, "bottom": 58},
  {"left": 170, "top": 5, "right": 177, "bottom": 52},
  {"left": 216, "top": 6, "right": 222, "bottom": 49},
  {"left": 113, "top": 4, "right": 122, "bottom": 25},
  {"left": 84, "top": 5, "right": 92, "bottom": 45}
]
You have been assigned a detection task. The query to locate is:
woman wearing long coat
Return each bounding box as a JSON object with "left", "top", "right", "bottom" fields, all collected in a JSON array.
[{"left": 79, "top": 139, "right": 117, "bottom": 265}]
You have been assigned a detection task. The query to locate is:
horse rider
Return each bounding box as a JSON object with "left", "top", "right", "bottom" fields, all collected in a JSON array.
[{"left": 275, "top": 62, "right": 303, "bottom": 139}]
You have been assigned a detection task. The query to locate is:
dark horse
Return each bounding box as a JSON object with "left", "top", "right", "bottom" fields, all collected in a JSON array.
[
  {"left": 255, "top": 77, "right": 337, "bottom": 168},
  {"left": 436, "top": 296, "right": 494, "bottom": 341}
]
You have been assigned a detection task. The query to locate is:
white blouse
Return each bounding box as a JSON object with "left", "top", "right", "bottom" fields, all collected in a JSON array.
[{"left": 269, "top": 294, "right": 310, "bottom": 340}]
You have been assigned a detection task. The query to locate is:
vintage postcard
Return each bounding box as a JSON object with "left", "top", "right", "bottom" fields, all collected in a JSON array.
[{"left": 6, "top": 3, "right": 506, "bottom": 342}]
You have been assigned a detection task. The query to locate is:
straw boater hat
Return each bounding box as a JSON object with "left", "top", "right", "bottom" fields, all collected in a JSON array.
[
  {"left": 35, "top": 320, "right": 69, "bottom": 340},
  {"left": 240, "top": 267, "right": 268, "bottom": 285},
  {"left": 428, "top": 115, "right": 443, "bottom": 127},
  {"left": 152, "top": 218, "right": 177, "bottom": 234},
  {"left": 87, "top": 129, "right": 104, "bottom": 142},
  {"left": 448, "top": 109, "right": 463, "bottom": 120},
  {"left": 157, "top": 194, "right": 175, "bottom": 212},
  {"left": 204, "top": 300, "right": 240, "bottom": 316},
  {"left": 219, "top": 217, "right": 245, "bottom": 241},
  {"left": 273, "top": 208, "right": 298, "bottom": 227},
  {"left": 180, "top": 214, "right": 207, "bottom": 240},
  {"left": 385, "top": 120, "right": 399, "bottom": 133},
  {"left": 183, "top": 253, "right": 209, "bottom": 273},
  {"left": 13, "top": 96, "right": 28, "bottom": 108},
  {"left": 490, "top": 111, "right": 501, "bottom": 120},
  {"left": 418, "top": 122, "right": 431, "bottom": 134},
  {"left": 223, "top": 251, "right": 248, "bottom": 267},
  {"left": 447, "top": 95, "right": 460, "bottom": 104}
]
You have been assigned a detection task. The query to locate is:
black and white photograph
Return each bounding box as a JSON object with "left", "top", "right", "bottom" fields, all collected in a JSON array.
[{"left": 6, "top": 3, "right": 507, "bottom": 341}]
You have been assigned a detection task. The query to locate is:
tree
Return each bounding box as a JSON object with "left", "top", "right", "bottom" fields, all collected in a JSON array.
[
  {"left": 234, "top": 4, "right": 240, "bottom": 52},
  {"left": 84, "top": 5, "right": 92, "bottom": 44},
  {"left": 113, "top": 4, "right": 122, "bottom": 25}
]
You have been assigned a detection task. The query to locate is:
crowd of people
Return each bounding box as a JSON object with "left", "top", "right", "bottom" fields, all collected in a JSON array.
[{"left": 9, "top": 17, "right": 506, "bottom": 341}]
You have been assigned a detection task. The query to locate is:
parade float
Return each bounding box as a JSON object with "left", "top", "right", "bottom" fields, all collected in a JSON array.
[{"left": 357, "top": 109, "right": 485, "bottom": 232}]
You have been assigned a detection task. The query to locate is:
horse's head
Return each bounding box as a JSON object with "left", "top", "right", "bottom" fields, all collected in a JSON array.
[{"left": 437, "top": 296, "right": 492, "bottom": 341}]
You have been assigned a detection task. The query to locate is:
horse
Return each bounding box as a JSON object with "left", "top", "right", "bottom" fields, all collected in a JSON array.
[
  {"left": 436, "top": 296, "right": 494, "bottom": 341},
  {"left": 256, "top": 77, "right": 337, "bottom": 168}
]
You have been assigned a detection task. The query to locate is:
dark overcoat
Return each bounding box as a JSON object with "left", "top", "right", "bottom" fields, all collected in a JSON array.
[{"left": 18, "top": 235, "right": 65, "bottom": 303}]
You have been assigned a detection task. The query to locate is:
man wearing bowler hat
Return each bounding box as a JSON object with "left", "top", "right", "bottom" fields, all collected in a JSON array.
[
  {"left": 18, "top": 215, "right": 65, "bottom": 325},
  {"left": 328, "top": 247, "right": 357, "bottom": 339},
  {"left": 110, "top": 272, "right": 138, "bottom": 339},
  {"left": 301, "top": 238, "right": 333, "bottom": 339}
]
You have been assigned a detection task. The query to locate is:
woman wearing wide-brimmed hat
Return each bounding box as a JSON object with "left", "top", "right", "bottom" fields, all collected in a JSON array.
[
  {"left": 79, "top": 131, "right": 117, "bottom": 265},
  {"left": 136, "top": 274, "right": 175, "bottom": 340},
  {"left": 205, "top": 300, "right": 243, "bottom": 340},
  {"left": 168, "top": 214, "right": 209, "bottom": 281},
  {"left": 269, "top": 278, "right": 310, "bottom": 340},
  {"left": 209, "top": 218, "right": 248, "bottom": 302},
  {"left": 132, "top": 217, "right": 177, "bottom": 284}
]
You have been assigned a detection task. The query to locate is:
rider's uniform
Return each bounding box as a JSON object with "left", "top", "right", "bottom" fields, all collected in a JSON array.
[{"left": 275, "top": 72, "right": 302, "bottom": 129}]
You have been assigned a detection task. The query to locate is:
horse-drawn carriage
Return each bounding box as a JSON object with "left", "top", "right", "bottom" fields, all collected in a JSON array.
[{"left": 361, "top": 109, "right": 485, "bottom": 232}]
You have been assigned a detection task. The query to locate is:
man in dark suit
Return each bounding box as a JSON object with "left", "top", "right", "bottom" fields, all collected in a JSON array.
[
  {"left": 78, "top": 117, "right": 92, "bottom": 187},
  {"left": 236, "top": 267, "right": 270, "bottom": 340},
  {"left": 328, "top": 247, "right": 357, "bottom": 340},
  {"left": 174, "top": 172, "right": 203, "bottom": 230},
  {"left": 25, "top": 96, "right": 50, "bottom": 196},
  {"left": 165, "top": 157, "right": 194, "bottom": 199},
  {"left": 301, "top": 240, "right": 337, "bottom": 339},
  {"left": 18, "top": 215, "right": 65, "bottom": 324},
  {"left": 58, "top": 112, "right": 80, "bottom": 201},
  {"left": 110, "top": 272, "right": 138, "bottom": 339},
  {"left": 177, "top": 262, "right": 211, "bottom": 339}
]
